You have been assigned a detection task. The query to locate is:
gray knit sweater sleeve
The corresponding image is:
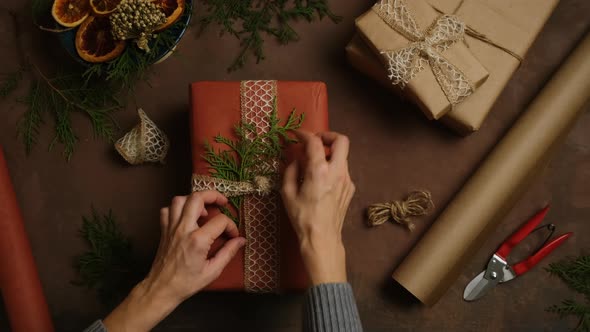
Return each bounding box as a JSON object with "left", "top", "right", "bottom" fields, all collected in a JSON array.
[
  {"left": 84, "top": 283, "right": 362, "bottom": 332},
  {"left": 303, "top": 283, "right": 363, "bottom": 332}
]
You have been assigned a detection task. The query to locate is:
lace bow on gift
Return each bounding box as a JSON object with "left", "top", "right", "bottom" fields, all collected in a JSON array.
[
  {"left": 374, "top": 0, "right": 474, "bottom": 106},
  {"left": 192, "top": 175, "right": 276, "bottom": 197}
]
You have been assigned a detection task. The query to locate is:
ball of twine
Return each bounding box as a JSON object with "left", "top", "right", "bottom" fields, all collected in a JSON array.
[{"left": 367, "top": 190, "right": 434, "bottom": 231}]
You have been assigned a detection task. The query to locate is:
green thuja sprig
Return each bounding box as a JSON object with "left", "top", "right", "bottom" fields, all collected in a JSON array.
[
  {"left": 198, "top": 0, "right": 342, "bottom": 71},
  {"left": 0, "top": 67, "right": 25, "bottom": 98},
  {"left": 546, "top": 255, "right": 590, "bottom": 331},
  {"left": 17, "top": 64, "right": 120, "bottom": 160},
  {"left": 203, "top": 102, "right": 304, "bottom": 223},
  {"left": 73, "top": 209, "right": 144, "bottom": 307}
]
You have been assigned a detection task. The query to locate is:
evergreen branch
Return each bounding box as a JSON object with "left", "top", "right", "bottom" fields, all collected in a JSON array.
[
  {"left": 547, "top": 300, "right": 590, "bottom": 332},
  {"left": 73, "top": 208, "right": 144, "bottom": 307},
  {"left": 547, "top": 255, "right": 590, "bottom": 297},
  {"left": 546, "top": 255, "right": 590, "bottom": 331},
  {"left": 32, "top": 63, "right": 87, "bottom": 111},
  {"left": 50, "top": 104, "right": 77, "bottom": 158},
  {"left": 198, "top": 0, "right": 341, "bottom": 71},
  {"left": 18, "top": 81, "right": 45, "bottom": 154},
  {"left": 20, "top": 63, "right": 121, "bottom": 160},
  {"left": 202, "top": 103, "right": 303, "bottom": 223},
  {"left": 0, "top": 68, "right": 25, "bottom": 98}
]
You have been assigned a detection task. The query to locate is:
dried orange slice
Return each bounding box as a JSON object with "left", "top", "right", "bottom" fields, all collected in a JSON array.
[
  {"left": 52, "top": 0, "right": 91, "bottom": 27},
  {"left": 153, "top": 0, "right": 185, "bottom": 31},
  {"left": 75, "top": 16, "right": 126, "bottom": 63},
  {"left": 90, "top": 0, "right": 122, "bottom": 16}
]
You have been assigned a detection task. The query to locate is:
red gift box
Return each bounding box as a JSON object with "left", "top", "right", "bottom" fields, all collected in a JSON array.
[{"left": 189, "top": 81, "right": 329, "bottom": 292}]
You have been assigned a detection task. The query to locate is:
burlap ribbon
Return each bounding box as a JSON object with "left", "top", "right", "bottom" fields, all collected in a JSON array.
[
  {"left": 192, "top": 80, "right": 282, "bottom": 293},
  {"left": 373, "top": 0, "right": 523, "bottom": 107}
]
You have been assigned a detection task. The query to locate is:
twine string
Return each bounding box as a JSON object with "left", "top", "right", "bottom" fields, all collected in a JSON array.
[{"left": 367, "top": 190, "right": 434, "bottom": 231}]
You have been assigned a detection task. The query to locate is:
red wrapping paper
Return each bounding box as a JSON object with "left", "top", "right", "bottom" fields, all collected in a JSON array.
[
  {"left": 189, "top": 81, "right": 329, "bottom": 291},
  {"left": 0, "top": 147, "right": 54, "bottom": 332}
]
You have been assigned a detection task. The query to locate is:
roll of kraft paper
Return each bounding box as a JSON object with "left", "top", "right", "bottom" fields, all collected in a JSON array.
[
  {"left": 0, "top": 148, "right": 54, "bottom": 332},
  {"left": 393, "top": 32, "right": 590, "bottom": 306}
]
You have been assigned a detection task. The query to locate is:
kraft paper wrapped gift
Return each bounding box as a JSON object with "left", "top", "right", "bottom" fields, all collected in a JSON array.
[
  {"left": 189, "top": 81, "right": 329, "bottom": 292},
  {"left": 349, "top": 0, "right": 560, "bottom": 134},
  {"left": 355, "top": 0, "right": 489, "bottom": 120}
]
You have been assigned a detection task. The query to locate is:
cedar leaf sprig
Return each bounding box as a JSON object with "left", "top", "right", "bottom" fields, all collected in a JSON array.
[
  {"left": 73, "top": 209, "right": 143, "bottom": 306},
  {"left": 17, "top": 64, "right": 120, "bottom": 160},
  {"left": 203, "top": 102, "right": 304, "bottom": 222},
  {"left": 546, "top": 255, "right": 590, "bottom": 331},
  {"left": 198, "top": 0, "right": 342, "bottom": 71},
  {"left": 0, "top": 67, "right": 25, "bottom": 98}
]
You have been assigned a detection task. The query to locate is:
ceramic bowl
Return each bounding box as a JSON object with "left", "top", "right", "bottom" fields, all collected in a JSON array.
[{"left": 58, "top": 0, "right": 192, "bottom": 66}]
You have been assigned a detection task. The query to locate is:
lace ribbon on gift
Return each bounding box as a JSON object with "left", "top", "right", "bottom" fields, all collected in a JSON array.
[
  {"left": 192, "top": 80, "right": 282, "bottom": 293},
  {"left": 192, "top": 175, "right": 276, "bottom": 197},
  {"left": 373, "top": 0, "right": 523, "bottom": 107},
  {"left": 373, "top": 0, "right": 474, "bottom": 106}
]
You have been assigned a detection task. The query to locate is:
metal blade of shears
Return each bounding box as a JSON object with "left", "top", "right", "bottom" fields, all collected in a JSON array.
[
  {"left": 463, "top": 271, "right": 498, "bottom": 301},
  {"left": 463, "top": 254, "right": 508, "bottom": 301}
]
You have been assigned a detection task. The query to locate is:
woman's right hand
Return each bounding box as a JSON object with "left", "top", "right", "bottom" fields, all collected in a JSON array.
[{"left": 280, "top": 131, "right": 355, "bottom": 285}]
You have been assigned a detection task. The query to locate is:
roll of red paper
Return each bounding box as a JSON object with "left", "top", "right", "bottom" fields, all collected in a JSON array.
[{"left": 0, "top": 147, "right": 54, "bottom": 332}]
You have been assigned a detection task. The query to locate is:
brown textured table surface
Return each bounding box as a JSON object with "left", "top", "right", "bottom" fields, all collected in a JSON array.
[{"left": 1, "top": 1, "right": 589, "bottom": 331}]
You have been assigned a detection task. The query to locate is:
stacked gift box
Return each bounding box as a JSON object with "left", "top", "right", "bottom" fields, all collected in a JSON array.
[{"left": 346, "top": 0, "right": 559, "bottom": 135}]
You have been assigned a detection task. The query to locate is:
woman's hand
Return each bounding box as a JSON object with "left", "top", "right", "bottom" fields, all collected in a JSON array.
[
  {"left": 281, "top": 131, "right": 355, "bottom": 285},
  {"left": 103, "top": 191, "right": 246, "bottom": 332}
]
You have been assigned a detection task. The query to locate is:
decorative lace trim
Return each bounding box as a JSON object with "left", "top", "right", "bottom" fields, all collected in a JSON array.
[
  {"left": 240, "top": 80, "right": 281, "bottom": 293},
  {"left": 373, "top": 0, "right": 474, "bottom": 105},
  {"left": 192, "top": 175, "right": 275, "bottom": 197},
  {"left": 115, "top": 109, "right": 169, "bottom": 165}
]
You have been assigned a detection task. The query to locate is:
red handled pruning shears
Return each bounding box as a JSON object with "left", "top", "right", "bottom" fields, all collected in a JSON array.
[{"left": 463, "top": 206, "right": 573, "bottom": 301}]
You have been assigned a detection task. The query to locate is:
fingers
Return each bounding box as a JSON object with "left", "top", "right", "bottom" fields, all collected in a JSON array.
[
  {"left": 198, "top": 213, "right": 240, "bottom": 240},
  {"left": 179, "top": 191, "right": 228, "bottom": 231},
  {"left": 190, "top": 214, "right": 243, "bottom": 281},
  {"left": 207, "top": 236, "right": 247, "bottom": 277},
  {"left": 319, "top": 132, "right": 350, "bottom": 166},
  {"left": 155, "top": 207, "right": 170, "bottom": 260},
  {"left": 281, "top": 161, "right": 299, "bottom": 200},
  {"left": 160, "top": 207, "right": 170, "bottom": 238},
  {"left": 169, "top": 196, "right": 187, "bottom": 230},
  {"left": 293, "top": 130, "right": 326, "bottom": 165}
]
